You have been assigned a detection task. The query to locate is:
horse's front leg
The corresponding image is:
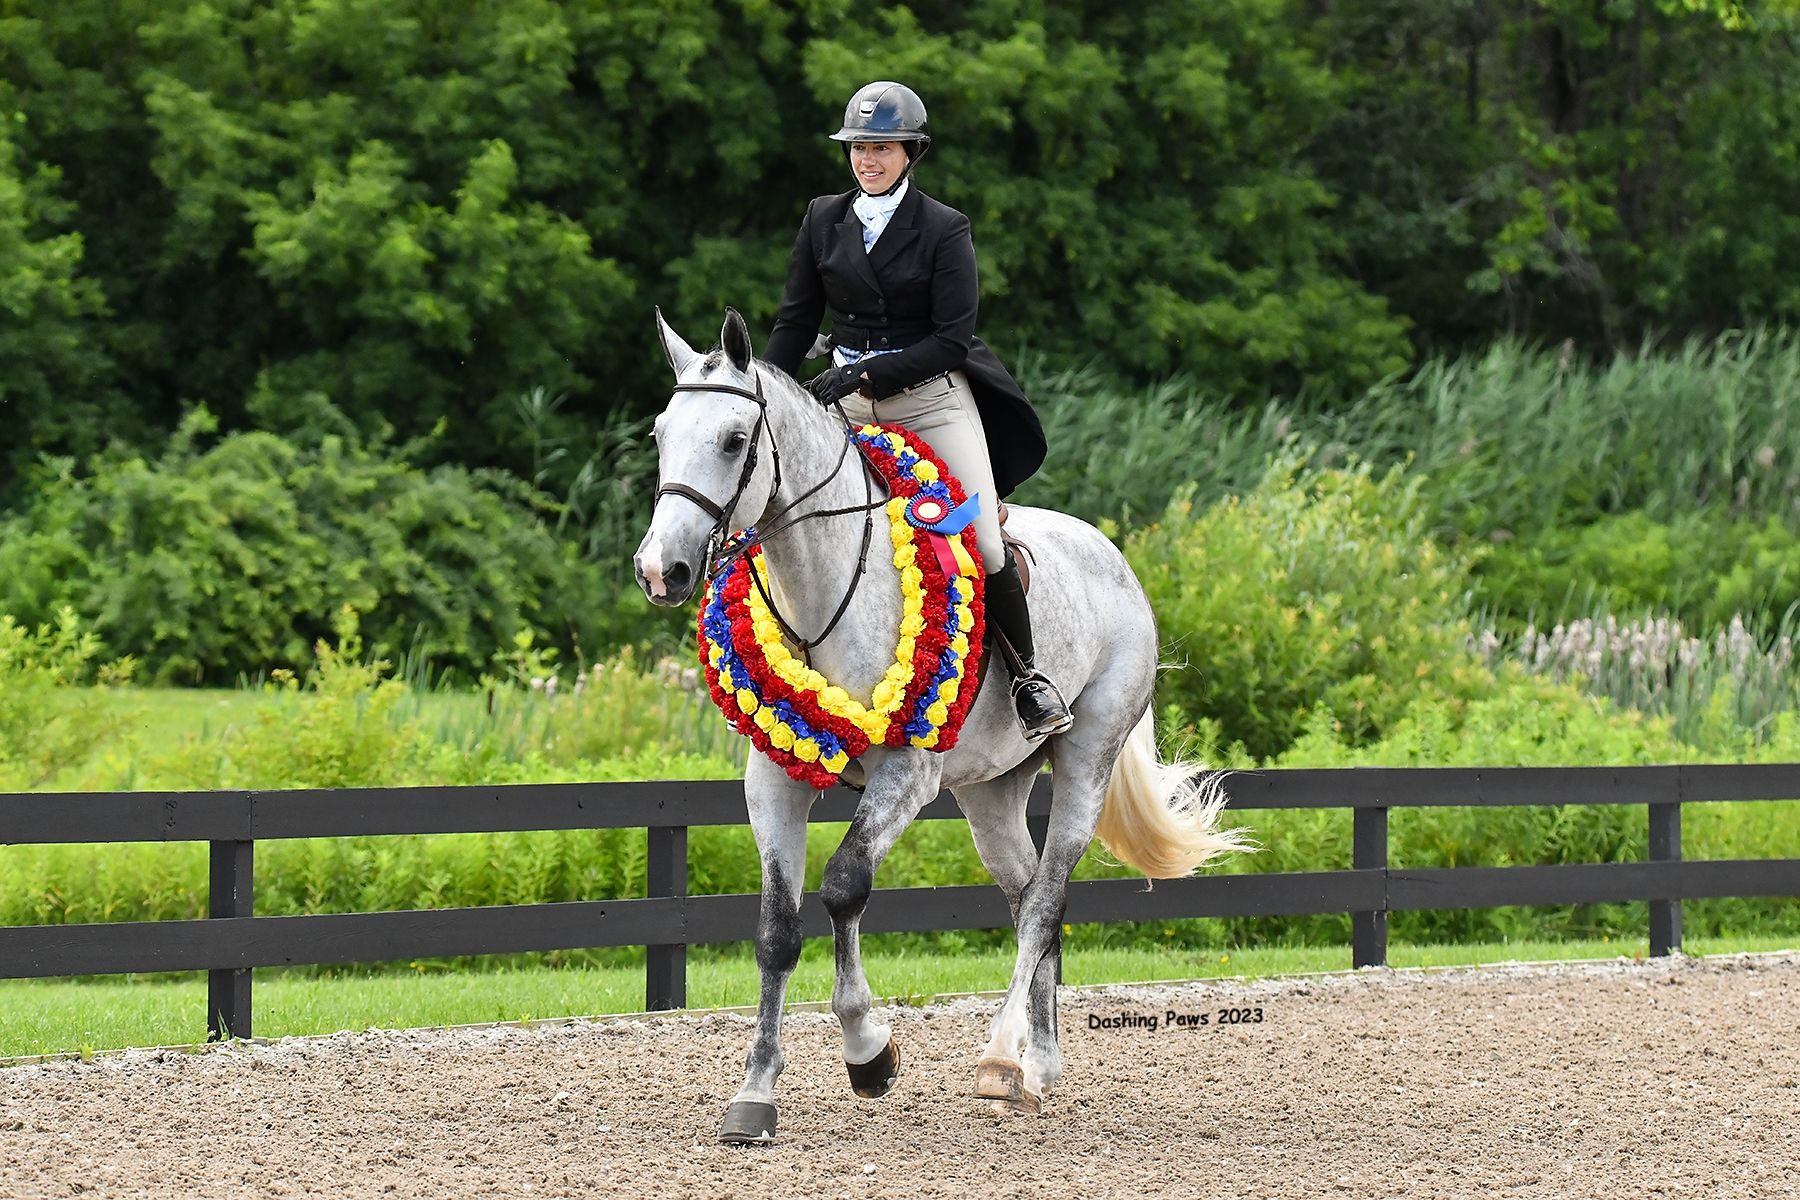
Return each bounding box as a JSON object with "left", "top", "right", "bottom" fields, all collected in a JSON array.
[
  {"left": 718, "top": 755, "right": 816, "bottom": 1145},
  {"left": 818, "top": 747, "right": 941, "bottom": 1097}
]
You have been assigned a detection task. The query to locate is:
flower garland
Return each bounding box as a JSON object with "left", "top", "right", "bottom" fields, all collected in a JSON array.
[{"left": 697, "top": 423, "right": 986, "bottom": 788}]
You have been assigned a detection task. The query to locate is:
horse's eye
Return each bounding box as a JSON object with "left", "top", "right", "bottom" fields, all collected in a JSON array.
[{"left": 725, "top": 431, "right": 749, "bottom": 455}]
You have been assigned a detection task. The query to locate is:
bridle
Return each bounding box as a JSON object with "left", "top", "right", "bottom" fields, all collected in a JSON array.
[{"left": 654, "top": 367, "right": 887, "bottom": 662}]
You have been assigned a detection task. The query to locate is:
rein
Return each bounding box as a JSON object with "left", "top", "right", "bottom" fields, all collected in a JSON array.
[{"left": 655, "top": 369, "right": 888, "bottom": 662}]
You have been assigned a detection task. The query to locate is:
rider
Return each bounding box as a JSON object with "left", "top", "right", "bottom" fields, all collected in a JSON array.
[{"left": 763, "top": 81, "right": 1072, "bottom": 740}]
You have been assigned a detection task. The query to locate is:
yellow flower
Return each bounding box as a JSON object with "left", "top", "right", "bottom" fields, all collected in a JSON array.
[
  {"left": 736, "top": 690, "right": 759, "bottom": 715},
  {"left": 956, "top": 607, "right": 973, "bottom": 632},
  {"left": 770, "top": 723, "right": 796, "bottom": 750},
  {"left": 872, "top": 679, "right": 899, "bottom": 711},
  {"left": 717, "top": 665, "right": 736, "bottom": 691},
  {"left": 754, "top": 706, "right": 776, "bottom": 731},
  {"left": 926, "top": 701, "right": 949, "bottom": 726},
  {"left": 900, "top": 612, "right": 926, "bottom": 638},
  {"left": 823, "top": 751, "right": 850, "bottom": 773},
  {"left": 793, "top": 738, "right": 821, "bottom": 763},
  {"left": 939, "top": 679, "right": 959, "bottom": 705},
  {"left": 886, "top": 658, "right": 913, "bottom": 686},
  {"left": 951, "top": 633, "right": 969, "bottom": 656},
  {"left": 707, "top": 644, "right": 724, "bottom": 666},
  {"left": 818, "top": 685, "right": 852, "bottom": 714},
  {"left": 894, "top": 543, "right": 917, "bottom": 568},
  {"left": 885, "top": 432, "right": 906, "bottom": 453},
  {"left": 913, "top": 460, "right": 939, "bottom": 482}
]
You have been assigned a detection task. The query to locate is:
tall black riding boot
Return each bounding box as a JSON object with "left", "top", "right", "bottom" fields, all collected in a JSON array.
[{"left": 985, "top": 546, "right": 1074, "bottom": 738}]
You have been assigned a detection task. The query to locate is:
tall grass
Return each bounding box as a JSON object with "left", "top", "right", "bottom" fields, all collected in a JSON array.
[
  {"left": 1011, "top": 353, "right": 1303, "bottom": 532},
  {"left": 1012, "top": 326, "right": 1800, "bottom": 545},
  {"left": 1345, "top": 327, "right": 1800, "bottom": 536}
]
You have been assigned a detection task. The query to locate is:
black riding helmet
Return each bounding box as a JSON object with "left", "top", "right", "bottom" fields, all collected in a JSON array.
[{"left": 830, "top": 81, "right": 930, "bottom": 195}]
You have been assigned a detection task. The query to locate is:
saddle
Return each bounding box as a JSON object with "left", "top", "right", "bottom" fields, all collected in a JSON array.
[{"left": 997, "top": 502, "right": 1036, "bottom": 593}]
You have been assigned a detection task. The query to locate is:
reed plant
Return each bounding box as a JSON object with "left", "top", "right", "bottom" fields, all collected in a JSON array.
[
  {"left": 1011, "top": 354, "right": 1304, "bottom": 534},
  {"left": 1312, "top": 326, "right": 1800, "bottom": 536},
  {"left": 1016, "top": 326, "right": 1800, "bottom": 545},
  {"left": 1470, "top": 610, "right": 1800, "bottom": 749}
]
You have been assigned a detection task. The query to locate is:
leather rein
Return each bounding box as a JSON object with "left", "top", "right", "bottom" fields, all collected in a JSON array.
[{"left": 655, "top": 369, "right": 888, "bottom": 662}]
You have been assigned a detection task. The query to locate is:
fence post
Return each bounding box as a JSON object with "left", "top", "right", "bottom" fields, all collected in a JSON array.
[
  {"left": 1649, "top": 801, "right": 1682, "bottom": 957},
  {"left": 1026, "top": 811, "right": 1063, "bottom": 984},
  {"left": 1352, "top": 806, "right": 1389, "bottom": 969},
  {"left": 207, "top": 839, "right": 254, "bottom": 1041},
  {"left": 646, "top": 825, "right": 688, "bottom": 1010}
]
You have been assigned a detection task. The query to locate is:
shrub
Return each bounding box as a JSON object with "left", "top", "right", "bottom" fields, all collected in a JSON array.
[
  {"left": 0, "top": 408, "right": 615, "bottom": 684},
  {"left": 1474, "top": 509, "right": 1800, "bottom": 633},
  {"left": 1126, "top": 456, "right": 1491, "bottom": 759},
  {"left": 0, "top": 608, "right": 132, "bottom": 790}
]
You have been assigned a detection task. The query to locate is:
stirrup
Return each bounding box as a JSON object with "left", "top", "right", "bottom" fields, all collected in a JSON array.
[{"left": 1010, "top": 669, "right": 1074, "bottom": 739}]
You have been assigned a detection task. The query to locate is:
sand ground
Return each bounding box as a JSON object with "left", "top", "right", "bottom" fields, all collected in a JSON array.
[{"left": 3, "top": 953, "right": 1796, "bottom": 1199}]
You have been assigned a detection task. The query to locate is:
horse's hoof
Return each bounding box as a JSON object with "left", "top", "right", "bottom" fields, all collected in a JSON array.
[
  {"left": 718, "top": 1100, "right": 778, "bottom": 1145},
  {"left": 973, "top": 1057, "right": 1041, "bottom": 1115},
  {"left": 846, "top": 1037, "right": 901, "bottom": 1098}
]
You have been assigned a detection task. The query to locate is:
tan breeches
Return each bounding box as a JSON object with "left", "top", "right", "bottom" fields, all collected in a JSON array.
[{"left": 839, "top": 369, "right": 1005, "bottom": 568}]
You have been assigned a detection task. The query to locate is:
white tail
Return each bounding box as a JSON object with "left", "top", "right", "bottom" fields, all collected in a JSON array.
[{"left": 1095, "top": 708, "right": 1257, "bottom": 879}]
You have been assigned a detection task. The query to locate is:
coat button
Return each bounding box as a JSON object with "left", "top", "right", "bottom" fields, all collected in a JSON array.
[
  {"left": 878, "top": 337, "right": 889, "bottom": 347},
  {"left": 879, "top": 315, "right": 889, "bottom": 325},
  {"left": 847, "top": 313, "right": 857, "bottom": 320}
]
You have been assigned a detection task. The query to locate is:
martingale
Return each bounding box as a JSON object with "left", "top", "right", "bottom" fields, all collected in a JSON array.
[{"left": 697, "top": 423, "right": 988, "bottom": 788}]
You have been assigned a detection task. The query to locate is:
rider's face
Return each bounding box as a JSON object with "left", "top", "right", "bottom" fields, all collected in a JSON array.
[{"left": 848, "top": 141, "right": 908, "bottom": 193}]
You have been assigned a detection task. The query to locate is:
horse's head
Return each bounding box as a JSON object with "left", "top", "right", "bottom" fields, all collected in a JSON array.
[{"left": 635, "top": 307, "right": 782, "bottom": 606}]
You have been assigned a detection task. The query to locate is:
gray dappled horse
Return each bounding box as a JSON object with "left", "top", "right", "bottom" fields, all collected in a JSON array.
[{"left": 634, "top": 309, "right": 1250, "bottom": 1143}]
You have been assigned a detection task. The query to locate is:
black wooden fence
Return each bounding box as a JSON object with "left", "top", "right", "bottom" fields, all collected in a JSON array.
[{"left": 2, "top": 765, "right": 1797, "bottom": 1043}]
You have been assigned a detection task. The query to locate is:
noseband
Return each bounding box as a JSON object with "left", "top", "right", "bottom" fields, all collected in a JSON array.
[{"left": 654, "top": 367, "right": 886, "bottom": 660}]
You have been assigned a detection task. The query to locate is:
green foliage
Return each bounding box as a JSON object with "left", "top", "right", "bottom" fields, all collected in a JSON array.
[
  {"left": 1477, "top": 510, "right": 1800, "bottom": 633},
  {"left": 0, "top": 608, "right": 131, "bottom": 790},
  {"left": 1010, "top": 354, "right": 1304, "bottom": 534},
  {"left": 133, "top": 615, "right": 741, "bottom": 792},
  {"left": 0, "top": 0, "right": 1423, "bottom": 487},
  {"left": 1343, "top": 328, "right": 1800, "bottom": 538},
  {"left": 0, "top": 408, "right": 616, "bottom": 684},
  {"left": 1126, "top": 456, "right": 1490, "bottom": 758},
  {"left": 1308, "top": 1, "right": 1800, "bottom": 347},
  {"left": 2, "top": 626, "right": 1794, "bottom": 950},
  {"left": 0, "top": 121, "right": 120, "bottom": 487}
]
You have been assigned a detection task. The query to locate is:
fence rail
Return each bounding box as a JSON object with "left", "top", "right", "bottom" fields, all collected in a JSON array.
[{"left": 3, "top": 766, "right": 1797, "bottom": 1042}]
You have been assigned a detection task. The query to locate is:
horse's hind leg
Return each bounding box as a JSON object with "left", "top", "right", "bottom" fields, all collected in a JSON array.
[
  {"left": 719, "top": 756, "right": 815, "bottom": 1145},
  {"left": 819, "top": 749, "right": 941, "bottom": 1098},
  {"left": 957, "top": 755, "right": 1064, "bottom": 1110},
  {"left": 978, "top": 683, "right": 1149, "bottom": 1110}
]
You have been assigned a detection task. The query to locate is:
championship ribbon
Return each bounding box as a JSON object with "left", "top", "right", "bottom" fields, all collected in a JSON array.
[{"left": 904, "top": 492, "right": 982, "bottom": 580}]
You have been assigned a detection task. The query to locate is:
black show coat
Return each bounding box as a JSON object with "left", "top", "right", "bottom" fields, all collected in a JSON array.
[{"left": 764, "top": 186, "right": 1047, "bottom": 499}]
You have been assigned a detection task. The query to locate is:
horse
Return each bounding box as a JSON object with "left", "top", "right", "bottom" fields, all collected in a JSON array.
[{"left": 634, "top": 307, "right": 1250, "bottom": 1143}]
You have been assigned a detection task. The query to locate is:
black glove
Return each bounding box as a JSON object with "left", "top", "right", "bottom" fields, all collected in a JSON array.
[{"left": 805, "top": 364, "right": 866, "bottom": 405}]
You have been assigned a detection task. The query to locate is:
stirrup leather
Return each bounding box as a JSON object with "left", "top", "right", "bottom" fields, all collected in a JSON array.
[{"left": 1010, "top": 668, "right": 1074, "bottom": 738}]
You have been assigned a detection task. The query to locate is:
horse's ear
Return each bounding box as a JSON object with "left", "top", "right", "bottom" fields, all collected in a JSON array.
[
  {"left": 655, "top": 306, "right": 701, "bottom": 377},
  {"left": 721, "top": 306, "right": 754, "bottom": 374}
]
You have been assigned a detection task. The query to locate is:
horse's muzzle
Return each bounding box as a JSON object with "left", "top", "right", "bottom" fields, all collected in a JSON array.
[{"left": 635, "top": 552, "right": 695, "bottom": 607}]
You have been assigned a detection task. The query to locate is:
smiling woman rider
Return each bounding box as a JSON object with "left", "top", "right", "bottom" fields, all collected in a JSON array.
[{"left": 763, "top": 80, "right": 1071, "bottom": 740}]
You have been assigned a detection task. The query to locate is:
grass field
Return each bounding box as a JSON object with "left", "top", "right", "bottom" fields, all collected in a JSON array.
[{"left": 5, "top": 934, "right": 1794, "bottom": 1062}]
